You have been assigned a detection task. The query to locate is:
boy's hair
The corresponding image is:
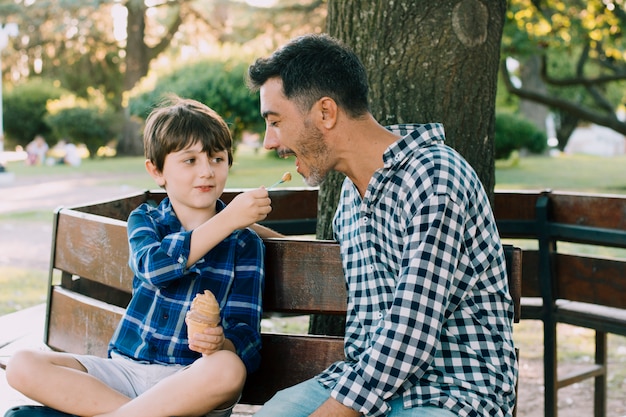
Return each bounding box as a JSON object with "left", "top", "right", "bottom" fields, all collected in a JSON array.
[
  {"left": 247, "top": 33, "right": 370, "bottom": 118},
  {"left": 143, "top": 95, "right": 233, "bottom": 172}
]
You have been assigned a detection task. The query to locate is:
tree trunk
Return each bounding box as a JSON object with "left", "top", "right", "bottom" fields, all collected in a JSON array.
[
  {"left": 519, "top": 54, "right": 550, "bottom": 135},
  {"left": 310, "top": 0, "right": 506, "bottom": 336}
]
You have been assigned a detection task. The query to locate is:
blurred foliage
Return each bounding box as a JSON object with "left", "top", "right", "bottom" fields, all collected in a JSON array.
[
  {"left": 45, "top": 105, "right": 120, "bottom": 158},
  {"left": 495, "top": 112, "right": 547, "bottom": 160},
  {"left": 129, "top": 57, "right": 263, "bottom": 145},
  {"left": 2, "top": 79, "right": 66, "bottom": 147},
  {"left": 501, "top": 0, "right": 626, "bottom": 142}
]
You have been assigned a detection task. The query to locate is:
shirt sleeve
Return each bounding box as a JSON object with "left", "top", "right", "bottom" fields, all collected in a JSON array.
[
  {"left": 127, "top": 206, "right": 192, "bottom": 288},
  {"left": 221, "top": 229, "right": 265, "bottom": 373},
  {"left": 330, "top": 194, "right": 467, "bottom": 416}
]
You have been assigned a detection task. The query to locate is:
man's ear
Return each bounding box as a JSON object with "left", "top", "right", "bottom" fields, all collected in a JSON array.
[
  {"left": 145, "top": 159, "right": 165, "bottom": 188},
  {"left": 317, "top": 97, "right": 338, "bottom": 129}
]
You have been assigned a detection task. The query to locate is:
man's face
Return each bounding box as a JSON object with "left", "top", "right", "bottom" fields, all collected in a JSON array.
[{"left": 259, "top": 77, "right": 332, "bottom": 187}]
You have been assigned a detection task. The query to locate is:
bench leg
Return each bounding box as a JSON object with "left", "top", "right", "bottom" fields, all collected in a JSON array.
[
  {"left": 594, "top": 331, "right": 607, "bottom": 417},
  {"left": 543, "top": 317, "right": 558, "bottom": 417}
]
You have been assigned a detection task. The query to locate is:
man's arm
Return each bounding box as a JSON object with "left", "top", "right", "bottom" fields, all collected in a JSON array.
[{"left": 250, "top": 222, "right": 285, "bottom": 238}]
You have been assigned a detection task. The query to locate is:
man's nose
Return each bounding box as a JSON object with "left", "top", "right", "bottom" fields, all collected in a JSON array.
[{"left": 263, "top": 130, "right": 278, "bottom": 150}]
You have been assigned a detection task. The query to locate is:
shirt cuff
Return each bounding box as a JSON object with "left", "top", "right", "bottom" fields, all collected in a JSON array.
[{"left": 330, "top": 371, "right": 390, "bottom": 417}]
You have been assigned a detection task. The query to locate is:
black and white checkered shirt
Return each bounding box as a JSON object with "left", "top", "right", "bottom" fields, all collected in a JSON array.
[{"left": 317, "top": 124, "right": 517, "bottom": 417}]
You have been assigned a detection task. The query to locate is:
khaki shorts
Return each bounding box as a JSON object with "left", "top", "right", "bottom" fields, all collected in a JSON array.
[{"left": 74, "top": 351, "right": 236, "bottom": 417}]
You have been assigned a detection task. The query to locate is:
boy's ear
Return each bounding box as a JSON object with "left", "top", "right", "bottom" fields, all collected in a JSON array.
[{"left": 145, "top": 159, "right": 165, "bottom": 188}]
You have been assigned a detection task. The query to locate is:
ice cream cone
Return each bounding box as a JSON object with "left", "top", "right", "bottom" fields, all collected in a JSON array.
[{"left": 186, "top": 290, "right": 220, "bottom": 340}]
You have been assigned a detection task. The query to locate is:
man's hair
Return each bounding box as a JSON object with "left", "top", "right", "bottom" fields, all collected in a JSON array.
[
  {"left": 247, "top": 33, "right": 369, "bottom": 118},
  {"left": 143, "top": 95, "right": 233, "bottom": 172}
]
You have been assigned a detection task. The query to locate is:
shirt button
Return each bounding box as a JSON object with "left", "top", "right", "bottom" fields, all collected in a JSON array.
[
  {"left": 394, "top": 154, "right": 402, "bottom": 162},
  {"left": 362, "top": 217, "right": 369, "bottom": 224},
  {"left": 376, "top": 312, "right": 384, "bottom": 319},
  {"left": 368, "top": 265, "right": 374, "bottom": 272}
]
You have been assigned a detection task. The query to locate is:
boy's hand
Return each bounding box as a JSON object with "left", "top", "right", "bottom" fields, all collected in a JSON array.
[
  {"left": 224, "top": 187, "right": 272, "bottom": 229},
  {"left": 188, "top": 325, "right": 225, "bottom": 356}
]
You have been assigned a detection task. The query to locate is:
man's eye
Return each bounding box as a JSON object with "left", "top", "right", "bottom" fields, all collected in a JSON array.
[{"left": 184, "top": 158, "right": 195, "bottom": 164}]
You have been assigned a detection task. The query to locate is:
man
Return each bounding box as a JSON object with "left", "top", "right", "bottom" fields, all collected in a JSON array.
[{"left": 247, "top": 33, "right": 517, "bottom": 417}]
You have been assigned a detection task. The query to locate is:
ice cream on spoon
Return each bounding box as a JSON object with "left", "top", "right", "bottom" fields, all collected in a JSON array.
[{"left": 267, "top": 172, "right": 292, "bottom": 190}]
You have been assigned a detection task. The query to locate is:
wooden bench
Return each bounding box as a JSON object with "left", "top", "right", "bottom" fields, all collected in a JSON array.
[
  {"left": 43, "top": 188, "right": 522, "bottom": 409},
  {"left": 495, "top": 190, "right": 626, "bottom": 417}
]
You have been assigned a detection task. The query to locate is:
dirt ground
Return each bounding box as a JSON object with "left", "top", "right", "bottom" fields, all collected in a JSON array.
[{"left": 1, "top": 170, "right": 625, "bottom": 417}]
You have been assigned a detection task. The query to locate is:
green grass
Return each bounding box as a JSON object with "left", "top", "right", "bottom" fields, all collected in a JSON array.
[
  {"left": 495, "top": 153, "right": 626, "bottom": 194},
  {"left": 0, "top": 267, "right": 48, "bottom": 315}
]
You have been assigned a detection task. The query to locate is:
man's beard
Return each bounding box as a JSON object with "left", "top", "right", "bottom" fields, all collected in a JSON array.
[{"left": 299, "top": 126, "right": 329, "bottom": 187}]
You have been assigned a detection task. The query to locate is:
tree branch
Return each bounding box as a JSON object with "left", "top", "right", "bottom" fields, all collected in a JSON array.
[{"left": 501, "top": 59, "right": 626, "bottom": 135}]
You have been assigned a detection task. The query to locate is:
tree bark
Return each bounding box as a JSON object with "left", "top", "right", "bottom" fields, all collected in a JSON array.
[{"left": 310, "top": 0, "right": 506, "bottom": 336}]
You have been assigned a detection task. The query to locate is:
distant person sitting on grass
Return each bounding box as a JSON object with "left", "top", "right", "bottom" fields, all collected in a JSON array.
[{"left": 5, "top": 96, "right": 273, "bottom": 417}]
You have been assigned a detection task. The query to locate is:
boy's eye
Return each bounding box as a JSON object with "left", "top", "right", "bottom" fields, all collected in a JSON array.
[{"left": 184, "top": 158, "right": 195, "bottom": 164}]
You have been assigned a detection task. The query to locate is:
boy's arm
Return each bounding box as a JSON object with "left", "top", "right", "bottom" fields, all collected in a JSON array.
[{"left": 188, "top": 188, "right": 271, "bottom": 266}]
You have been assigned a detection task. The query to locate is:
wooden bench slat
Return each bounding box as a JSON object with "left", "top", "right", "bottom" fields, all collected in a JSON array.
[
  {"left": 263, "top": 239, "right": 346, "bottom": 315},
  {"left": 46, "top": 287, "right": 124, "bottom": 356},
  {"left": 54, "top": 210, "right": 133, "bottom": 293},
  {"left": 241, "top": 333, "right": 343, "bottom": 405},
  {"left": 555, "top": 253, "right": 626, "bottom": 309},
  {"left": 549, "top": 192, "right": 626, "bottom": 230}
]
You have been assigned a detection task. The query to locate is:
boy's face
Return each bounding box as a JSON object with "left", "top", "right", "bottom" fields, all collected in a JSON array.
[{"left": 147, "top": 141, "right": 229, "bottom": 215}]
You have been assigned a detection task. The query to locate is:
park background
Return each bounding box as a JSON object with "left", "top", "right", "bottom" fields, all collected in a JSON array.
[{"left": 1, "top": 1, "right": 626, "bottom": 416}]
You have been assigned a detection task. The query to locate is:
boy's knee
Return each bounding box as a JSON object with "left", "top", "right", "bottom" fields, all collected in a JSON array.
[
  {"left": 6, "top": 350, "right": 38, "bottom": 389},
  {"left": 197, "top": 351, "right": 246, "bottom": 393}
]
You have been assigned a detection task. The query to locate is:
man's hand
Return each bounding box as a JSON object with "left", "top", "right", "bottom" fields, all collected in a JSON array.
[{"left": 309, "top": 398, "right": 361, "bottom": 417}]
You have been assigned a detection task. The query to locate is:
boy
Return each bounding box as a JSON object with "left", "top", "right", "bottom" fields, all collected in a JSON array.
[{"left": 6, "top": 96, "right": 272, "bottom": 417}]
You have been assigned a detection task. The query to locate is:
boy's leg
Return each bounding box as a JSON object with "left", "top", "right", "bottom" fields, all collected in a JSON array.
[
  {"left": 253, "top": 378, "right": 329, "bottom": 417},
  {"left": 96, "top": 350, "right": 246, "bottom": 417},
  {"left": 5, "top": 350, "right": 130, "bottom": 416}
]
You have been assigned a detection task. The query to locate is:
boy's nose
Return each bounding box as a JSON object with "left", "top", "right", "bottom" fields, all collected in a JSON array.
[{"left": 200, "top": 161, "right": 214, "bottom": 177}]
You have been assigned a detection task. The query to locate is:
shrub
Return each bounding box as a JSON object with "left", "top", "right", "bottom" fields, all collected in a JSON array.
[
  {"left": 2, "top": 78, "right": 66, "bottom": 147},
  {"left": 45, "top": 105, "right": 120, "bottom": 158},
  {"left": 129, "top": 58, "right": 262, "bottom": 146},
  {"left": 495, "top": 112, "right": 547, "bottom": 159}
]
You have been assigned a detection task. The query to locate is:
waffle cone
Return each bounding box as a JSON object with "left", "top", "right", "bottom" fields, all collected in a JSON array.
[{"left": 186, "top": 290, "right": 220, "bottom": 339}]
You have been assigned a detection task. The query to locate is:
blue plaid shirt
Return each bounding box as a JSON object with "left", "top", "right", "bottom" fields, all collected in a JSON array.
[
  {"left": 108, "top": 197, "right": 264, "bottom": 373},
  {"left": 317, "top": 124, "right": 517, "bottom": 417}
]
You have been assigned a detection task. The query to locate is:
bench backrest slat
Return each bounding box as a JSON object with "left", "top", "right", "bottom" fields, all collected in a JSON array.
[
  {"left": 54, "top": 210, "right": 132, "bottom": 293},
  {"left": 555, "top": 253, "right": 626, "bottom": 309}
]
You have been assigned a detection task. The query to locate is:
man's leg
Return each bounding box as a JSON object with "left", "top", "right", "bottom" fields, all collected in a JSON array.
[{"left": 253, "top": 379, "right": 329, "bottom": 417}]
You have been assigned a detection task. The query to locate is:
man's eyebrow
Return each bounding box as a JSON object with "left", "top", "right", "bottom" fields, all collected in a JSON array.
[{"left": 261, "top": 110, "right": 278, "bottom": 119}]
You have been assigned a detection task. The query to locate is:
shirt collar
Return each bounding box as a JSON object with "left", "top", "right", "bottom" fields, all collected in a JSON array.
[{"left": 382, "top": 123, "right": 446, "bottom": 168}]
